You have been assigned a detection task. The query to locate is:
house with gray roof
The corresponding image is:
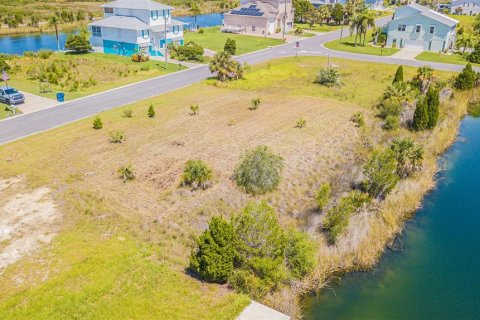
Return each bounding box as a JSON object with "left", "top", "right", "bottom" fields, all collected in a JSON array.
[
  {"left": 450, "top": 0, "right": 480, "bottom": 15},
  {"left": 88, "top": 0, "right": 184, "bottom": 57},
  {"left": 385, "top": 3, "right": 458, "bottom": 52},
  {"left": 223, "top": 0, "right": 294, "bottom": 35}
]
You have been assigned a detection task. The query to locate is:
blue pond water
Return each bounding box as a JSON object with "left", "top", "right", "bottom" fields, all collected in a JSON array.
[
  {"left": 0, "top": 13, "right": 224, "bottom": 55},
  {"left": 303, "top": 117, "right": 480, "bottom": 319}
]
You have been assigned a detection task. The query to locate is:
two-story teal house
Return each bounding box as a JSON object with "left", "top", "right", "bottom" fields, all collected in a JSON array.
[
  {"left": 88, "top": 0, "right": 185, "bottom": 57},
  {"left": 385, "top": 4, "right": 458, "bottom": 52}
]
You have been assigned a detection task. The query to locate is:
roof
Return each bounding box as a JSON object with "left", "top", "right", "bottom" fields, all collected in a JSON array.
[
  {"left": 101, "top": 0, "right": 173, "bottom": 11},
  {"left": 227, "top": 2, "right": 278, "bottom": 18},
  {"left": 451, "top": 0, "right": 480, "bottom": 6},
  {"left": 89, "top": 15, "right": 148, "bottom": 30},
  {"left": 150, "top": 19, "right": 185, "bottom": 32},
  {"left": 397, "top": 4, "right": 458, "bottom": 27}
]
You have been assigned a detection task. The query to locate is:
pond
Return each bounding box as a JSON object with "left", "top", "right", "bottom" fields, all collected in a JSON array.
[
  {"left": 0, "top": 13, "right": 224, "bottom": 55},
  {"left": 303, "top": 116, "right": 480, "bottom": 319}
]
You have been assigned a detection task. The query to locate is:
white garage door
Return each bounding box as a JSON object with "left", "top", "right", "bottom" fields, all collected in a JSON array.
[{"left": 404, "top": 40, "right": 425, "bottom": 50}]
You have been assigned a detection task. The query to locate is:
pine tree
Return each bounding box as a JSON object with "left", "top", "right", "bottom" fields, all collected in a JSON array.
[
  {"left": 454, "top": 63, "right": 477, "bottom": 90},
  {"left": 413, "top": 98, "right": 429, "bottom": 131},
  {"left": 426, "top": 87, "right": 440, "bottom": 129},
  {"left": 147, "top": 104, "right": 155, "bottom": 118},
  {"left": 224, "top": 38, "right": 237, "bottom": 55},
  {"left": 92, "top": 116, "right": 103, "bottom": 130},
  {"left": 393, "top": 65, "right": 404, "bottom": 84}
]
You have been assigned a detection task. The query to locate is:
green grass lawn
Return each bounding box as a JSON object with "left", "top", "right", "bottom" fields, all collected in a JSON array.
[
  {"left": 324, "top": 30, "right": 400, "bottom": 56},
  {"left": 448, "top": 14, "right": 476, "bottom": 28},
  {"left": 415, "top": 51, "right": 479, "bottom": 66},
  {"left": 6, "top": 53, "right": 184, "bottom": 101},
  {"left": 184, "top": 27, "right": 284, "bottom": 55},
  {"left": 295, "top": 22, "right": 344, "bottom": 33}
]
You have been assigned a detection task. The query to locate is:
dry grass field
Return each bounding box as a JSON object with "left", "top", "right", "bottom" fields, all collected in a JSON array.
[{"left": 0, "top": 57, "right": 463, "bottom": 318}]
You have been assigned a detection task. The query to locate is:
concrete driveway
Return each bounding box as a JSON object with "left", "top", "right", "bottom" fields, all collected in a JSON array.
[
  {"left": 392, "top": 48, "right": 424, "bottom": 60},
  {"left": 17, "top": 92, "right": 59, "bottom": 115}
]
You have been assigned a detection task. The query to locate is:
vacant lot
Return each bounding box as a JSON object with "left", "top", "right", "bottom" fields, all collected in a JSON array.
[
  {"left": 184, "top": 27, "right": 285, "bottom": 55},
  {"left": 6, "top": 52, "right": 183, "bottom": 101},
  {"left": 0, "top": 57, "right": 457, "bottom": 318},
  {"left": 416, "top": 51, "right": 480, "bottom": 66},
  {"left": 324, "top": 30, "right": 400, "bottom": 56}
]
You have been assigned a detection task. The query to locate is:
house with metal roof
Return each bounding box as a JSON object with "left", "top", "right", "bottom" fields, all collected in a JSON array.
[
  {"left": 88, "top": 0, "right": 184, "bottom": 57},
  {"left": 223, "top": 0, "right": 294, "bottom": 36},
  {"left": 385, "top": 3, "right": 458, "bottom": 52},
  {"left": 450, "top": 0, "right": 480, "bottom": 15}
]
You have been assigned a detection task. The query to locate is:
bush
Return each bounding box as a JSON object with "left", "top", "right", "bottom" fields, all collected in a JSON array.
[
  {"left": 109, "top": 130, "right": 126, "bottom": 143},
  {"left": 315, "top": 183, "right": 330, "bottom": 211},
  {"left": 169, "top": 41, "right": 204, "bottom": 62},
  {"left": 378, "top": 98, "right": 403, "bottom": 119},
  {"left": 350, "top": 112, "right": 365, "bottom": 127},
  {"left": 190, "top": 216, "right": 237, "bottom": 283},
  {"left": 363, "top": 149, "right": 399, "bottom": 198},
  {"left": 284, "top": 230, "right": 317, "bottom": 279},
  {"left": 412, "top": 98, "right": 429, "bottom": 131},
  {"left": 224, "top": 38, "right": 237, "bottom": 55},
  {"left": 294, "top": 26, "right": 303, "bottom": 35},
  {"left": 65, "top": 28, "right": 92, "bottom": 54},
  {"left": 198, "top": 28, "right": 205, "bottom": 34},
  {"left": 383, "top": 115, "right": 400, "bottom": 131},
  {"left": 209, "top": 51, "right": 244, "bottom": 82},
  {"left": 392, "top": 65, "right": 403, "bottom": 84},
  {"left": 190, "top": 104, "right": 199, "bottom": 115},
  {"left": 425, "top": 86, "right": 440, "bottom": 129},
  {"left": 390, "top": 138, "right": 424, "bottom": 177},
  {"left": 234, "top": 146, "right": 284, "bottom": 195},
  {"left": 454, "top": 63, "right": 477, "bottom": 90},
  {"left": 249, "top": 98, "right": 261, "bottom": 110},
  {"left": 296, "top": 118, "right": 307, "bottom": 128},
  {"left": 38, "top": 50, "right": 54, "bottom": 59},
  {"left": 148, "top": 104, "right": 155, "bottom": 118},
  {"left": 123, "top": 109, "right": 133, "bottom": 118},
  {"left": 92, "top": 116, "right": 103, "bottom": 129},
  {"left": 118, "top": 165, "right": 135, "bottom": 182},
  {"left": 468, "top": 43, "right": 480, "bottom": 63},
  {"left": 314, "top": 67, "right": 341, "bottom": 87},
  {"left": 181, "top": 160, "right": 213, "bottom": 190}
]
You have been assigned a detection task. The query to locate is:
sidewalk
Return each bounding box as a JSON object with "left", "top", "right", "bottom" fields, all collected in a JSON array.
[
  {"left": 237, "top": 301, "right": 290, "bottom": 320},
  {"left": 149, "top": 55, "right": 204, "bottom": 69}
]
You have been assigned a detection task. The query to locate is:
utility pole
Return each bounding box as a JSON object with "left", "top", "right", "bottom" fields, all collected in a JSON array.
[
  {"left": 282, "top": 0, "right": 287, "bottom": 41},
  {"left": 164, "top": 10, "right": 168, "bottom": 69}
]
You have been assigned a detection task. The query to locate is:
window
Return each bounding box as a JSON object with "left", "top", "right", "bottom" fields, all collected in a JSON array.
[
  {"left": 429, "top": 25, "right": 435, "bottom": 34},
  {"left": 397, "top": 24, "right": 406, "bottom": 32},
  {"left": 415, "top": 24, "right": 421, "bottom": 33},
  {"left": 163, "top": 9, "right": 170, "bottom": 17},
  {"left": 252, "top": 25, "right": 256, "bottom": 32},
  {"left": 151, "top": 10, "right": 158, "bottom": 20},
  {"left": 172, "top": 26, "right": 179, "bottom": 34},
  {"left": 92, "top": 26, "right": 102, "bottom": 37},
  {"left": 104, "top": 7, "right": 113, "bottom": 14},
  {"left": 142, "top": 30, "right": 149, "bottom": 39}
]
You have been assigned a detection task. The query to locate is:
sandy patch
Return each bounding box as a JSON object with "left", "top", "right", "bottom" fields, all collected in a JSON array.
[{"left": 0, "top": 180, "right": 60, "bottom": 271}]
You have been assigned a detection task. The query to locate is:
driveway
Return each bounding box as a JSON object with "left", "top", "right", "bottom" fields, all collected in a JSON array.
[
  {"left": 392, "top": 48, "right": 424, "bottom": 60},
  {"left": 17, "top": 92, "right": 59, "bottom": 115}
]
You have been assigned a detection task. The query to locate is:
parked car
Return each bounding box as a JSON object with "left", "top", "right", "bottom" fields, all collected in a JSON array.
[{"left": 0, "top": 86, "right": 25, "bottom": 105}]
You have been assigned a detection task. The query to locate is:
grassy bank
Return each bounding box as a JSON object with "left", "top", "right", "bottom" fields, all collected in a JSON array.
[
  {"left": 0, "top": 57, "right": 464, "bottom": 319},
  {"left": 324, "top": 30, "right": 400, "bottom": 56},
  {"left": 416, "top": 51, "right": 480, "bottom": 67},
  {"left": 5, "top": 52, "right": 184, "bottom": 101},
  {"left": 184, "top": 27, "right": 284, "bottom": 55}
]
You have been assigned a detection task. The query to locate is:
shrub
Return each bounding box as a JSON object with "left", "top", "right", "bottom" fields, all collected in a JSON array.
[
  {"left": 118, "top": 165, "right": 135, "bottom": 182},
  {"left": 468, "top": 101, "right": 480, "bottom": 117},
  {"left": 390, "top": 138, "right": 424, "bottom": 177},
  {"left": 148, "top": 104, "right": 155, "bottom": 118},
  {"left": 190, "top": 216, "right": 237, "bottom": 283},
  {"left": 315, "top": 183, "right": 330, "bottom": 211},
  {"left": 190, "top": 104, "right": 199, "bottom": 115},
  {"left": 284, "top": 230, "right": 317, "bottom": 279},
  {"left": 411, "top": 66, "right": 435, "bottom": 94},
  {"left": 109, "top": 130, "right": 126, "bottom": 143},
  {"left": 169, "top": 41, "right": 204, "bottom": 62},
  {"left": 392, "top": 65, "right": 403, "bottom": 84},
  {"left": 350, "top": 112, "right": 365, "bottom": 127},
  {"left": 228, "top": 269, "right": 272, "bottom": 300},
  {"left": 383, "top": 115, "right": 400, "bottom": 131},
  {"left": 92, "top": 116, "right": 103, "bottom": 129},
  {"left": 198, "top": 28, "right": 205, "bottom": 34},
  {"left": 378, "top": 98, "right": 403, "bottom": 119},
  {"left": 412, "top": 98, "right": 429, "bottom": 131},
  {"left": 181, "top": 160, "right": 213, "bottom": 190},
  {"left": 314, "top": 67, "right": 341, "bottom": 87},
  {"left": 65, "top": 28, "right": 92, "bottom": 54},
  {"left": 38, "top": 50, "right": 54, "bottom": 59},
  {"left": 224, "top": 38, "right": 237, "bottom": 55},
  {"left": 425, "top": 86, "right": 440, "bottom": 129},
  {"left": 294, "top": 26, "right": 303, "bottom": 35},
  {"left": 454, "top": 63, "right": 477, "bottom": 90},
  {"left": 363, "top": 149, "right": 399, "bottom": 198},
  {"left": 249, "top": 98, "right": 261, "bottom": 110},
  {"left": 234, "top": 146, "right": 284, "bottom": 195},
  {"left": 468, "top": 43, "right": 480, "bottom": 63},
  {"left": 123, "top": 109, "right": 133, "bottom": 118},
  {"left": 209, "top": 51, "right": 244, "bottom": 81},
  {"left": 296, "top": 118, "right": 307, "bottom": 128}
]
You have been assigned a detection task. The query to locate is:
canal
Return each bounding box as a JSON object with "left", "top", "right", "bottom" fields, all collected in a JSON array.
[{"left": 303, "top": 116, "right": 480, "bottom": 319}]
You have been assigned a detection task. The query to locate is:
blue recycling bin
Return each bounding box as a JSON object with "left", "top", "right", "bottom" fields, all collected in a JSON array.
[{"left": 56, "top": 92, "right": 65, "bottom": 102}]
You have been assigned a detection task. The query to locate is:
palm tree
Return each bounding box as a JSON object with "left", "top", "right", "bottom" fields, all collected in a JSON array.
[
  {"left": 48, "top": 15, "right": 63, "bottom": 51},
  {"left": 188, "top": 1, "right": 202, "bottom": 30},
  {"left": 209, "top": 51, "right": 241, "bottom": 81},
  {"left": 456, "top": 27, "right": 477, "bottom": 53},
  {"left": 359, "top": 12, "right": 375, "bottom": 46}
]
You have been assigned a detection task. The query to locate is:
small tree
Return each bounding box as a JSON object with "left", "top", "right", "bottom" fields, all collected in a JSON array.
[
  {"left": 315, "top": 183, "right": 330, "bottom": 211},
  {"left": 92, "top": 116, "right": 103, "bottom": 129},
  {"left": 148, "top": 104, "right": 155, "bottom": 118},
  {"left": 182, "top": 160, "right": 213, "bottom": 190},
  {"left": 392, "top": 65, "right": 404, "bottom": 84},
  {"left": 454, "top": 63, "right": 477, "bottom": 90},
  {"left": 391, "top": 138, "right": 424, "bottom": 177},
  {"left": 190, "top": 104, "right": 199, "bottom": 115},
  {"left": 189, "top": 216, "right": 237, "bottom": 283},
  {"left": 284, "top": 230, "right": 317, "bottom": 279},
  {"left": 234, "top": 146, "right": 284, "bottom": 195},
  {"left": 363, "top": 149, "right": 399, "bottom": 198},
  {"left": 224, "top": 38, "right": 237, "bottom": 55},
  {"left": 331, "top": 3, "right": 344, "bottom": 25},
  {"left": 412, "top": 98, "right": 429, "bottom": 131},
  {"left": 296, "top": 117, "right": 307, "bottom": 128},
  {"left": 65, "top": 27, "right": 92, "bottom": 54},
  {"left": 249, "top": 98, "right": 261, "bottom": 110},
  {"left": 209, "top": 51, "right": 244, "bottom": 82},
  {"left": 425, "top": 87, "right": 440, "bottom": 129}
]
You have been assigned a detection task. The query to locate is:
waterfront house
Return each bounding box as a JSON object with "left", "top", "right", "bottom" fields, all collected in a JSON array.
[
  {"left": 223, "top": 0, "right": 294, "bottom": 35},
  {"left": 385, "top": 3, "right": 458, "bottom": 52},
  {"left": 450, "top": 0, "right": 480, "bottom": 15},
  {"left": 310, "top": 0, "right": 340, "bottom": 8},
  {"left": 88, "top": 0, "right": 184, "bottom": 57}
]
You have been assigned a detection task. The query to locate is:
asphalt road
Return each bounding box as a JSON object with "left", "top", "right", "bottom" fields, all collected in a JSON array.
[{"left": 0, "top": 16, "right": 469, "bottom": 145}]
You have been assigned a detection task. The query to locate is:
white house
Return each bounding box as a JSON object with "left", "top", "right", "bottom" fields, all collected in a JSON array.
[
  {"left": 450, "top": 0, "right": 480, "bottom": 15},
  {"left": 89, "top": 0, "right": 184, "bottom": 57}
]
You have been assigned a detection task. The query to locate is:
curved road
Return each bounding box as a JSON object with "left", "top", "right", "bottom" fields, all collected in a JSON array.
[{"left": 0, "top": 16, "right": 468, "bottom": 145}]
